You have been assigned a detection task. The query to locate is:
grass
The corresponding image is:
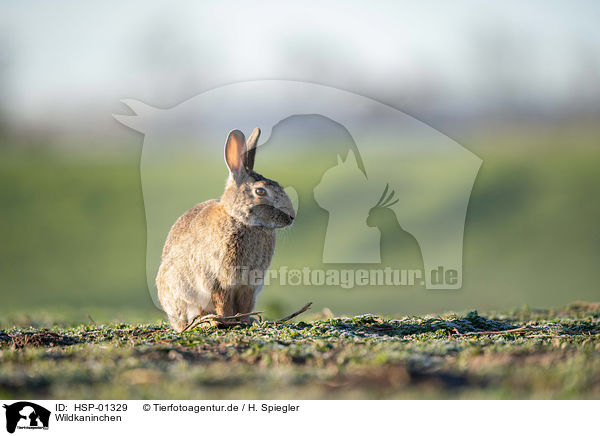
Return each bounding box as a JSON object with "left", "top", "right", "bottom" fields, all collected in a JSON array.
[{"left": 1, "top": 301, "right": 598, "bottom": 399}]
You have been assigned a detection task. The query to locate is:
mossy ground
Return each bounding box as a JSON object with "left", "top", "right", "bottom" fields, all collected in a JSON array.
[{"left": 1, "top": 302, "right": 599, "bottom": 399}]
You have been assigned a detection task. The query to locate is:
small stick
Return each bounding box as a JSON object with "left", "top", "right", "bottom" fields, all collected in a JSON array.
[
  {"left": 276, "top": 302, "right": 313, "bottom": 323},
  {"left": 214, "top": 311, "right": 263, "bottom": 322},
  {"left": 181, "top": 301, "right": 313, "bottom": 332},
  {"left": 459, "top": 326, "right": 539, "bottom": 336},
  {"left": 182, "top": 311, "right": 264, "bottom": 333},
  {"left": 181, "top": 314, "right": 214, "bottom": 332}
]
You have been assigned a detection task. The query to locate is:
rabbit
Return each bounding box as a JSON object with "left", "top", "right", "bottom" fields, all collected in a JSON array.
[{"left": 156, "top": 128, "right": 296, "bottom": 331}]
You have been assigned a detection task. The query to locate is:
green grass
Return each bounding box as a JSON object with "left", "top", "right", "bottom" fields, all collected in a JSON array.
[{"left": 1, "top": 302, "right": 598, "bottom": 399}]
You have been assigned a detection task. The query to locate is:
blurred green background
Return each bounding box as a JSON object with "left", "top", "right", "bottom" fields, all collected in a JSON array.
[
  {"left": 1, "top": 122, "right": 599, "bottom": 322},
  {"left": 1, "top": 1, "right": 599, "bottom": 323}
]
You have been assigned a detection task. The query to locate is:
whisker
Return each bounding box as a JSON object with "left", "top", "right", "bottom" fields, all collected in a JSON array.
[{"left": 278, "top": 225, "right": 296, "bottom": 244}]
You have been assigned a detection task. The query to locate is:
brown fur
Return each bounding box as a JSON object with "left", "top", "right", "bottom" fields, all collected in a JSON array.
[{"left": 156, "top": 128, "right": 295, "bottom": 331}]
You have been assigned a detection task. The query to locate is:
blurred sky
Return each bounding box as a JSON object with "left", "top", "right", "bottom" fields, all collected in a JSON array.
[{"left": 1, "top": 0, "right": 599, "bottom": 136}]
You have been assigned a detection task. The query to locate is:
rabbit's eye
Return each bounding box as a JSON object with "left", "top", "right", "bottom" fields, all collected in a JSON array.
[{"left": 255, "top": 187, "right": 267, "bottom": 196}]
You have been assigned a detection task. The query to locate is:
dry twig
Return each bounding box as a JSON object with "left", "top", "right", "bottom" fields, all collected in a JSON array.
[
  {"left": 276, "top": 302, "right": 313, "bottom": 323},
  {"left": 459, "top": 326, "right": 539, "bottom": 336},
  {"left": 182, "top": 311, "right": 263, "bottom": 332},
  {"left": 181, "top": 301, "right": 313, "bottom": 332}
]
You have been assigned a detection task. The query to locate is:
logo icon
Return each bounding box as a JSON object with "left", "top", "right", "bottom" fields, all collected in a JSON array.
[
  {"left": 3, "top": 402, "right": 50, "bottom": 434},
  {"left": 114, "top": 80, "right": 481, "bottom": 302}
]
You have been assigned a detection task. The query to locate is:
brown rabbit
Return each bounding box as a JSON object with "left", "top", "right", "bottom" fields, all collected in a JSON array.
[{"left": 156, "top": 128, "right": 296, "bottom": 331}]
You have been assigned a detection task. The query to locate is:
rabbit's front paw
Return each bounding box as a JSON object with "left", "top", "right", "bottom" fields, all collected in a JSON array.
[
  {"left": 241, "top": 315, "right": 259, "bottom": 325},
  {"left": 208, "top": 319, "right": 224, "bottom": 328},
  {"left": 232, "top": 313, "right": 258, "bottom": 325}
]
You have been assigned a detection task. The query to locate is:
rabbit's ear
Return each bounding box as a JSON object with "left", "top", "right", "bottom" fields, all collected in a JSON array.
[
  {"left": 244, "top": 127, "right": 261, "bottom": 171},
  {"left": 224, "top": 130, "right": 247, "bottom": 183}
]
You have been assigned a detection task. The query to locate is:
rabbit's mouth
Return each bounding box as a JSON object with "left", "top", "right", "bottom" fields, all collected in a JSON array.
[{"left": 250, "top": 204, "right": 295, "bottom": 229}]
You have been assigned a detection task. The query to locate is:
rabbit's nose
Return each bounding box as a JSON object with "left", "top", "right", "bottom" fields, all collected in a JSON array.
[
  {"left": 282, "top": 211, "right": 295, "bottom": 226},
  {"left": 280, "top": 205, "right": 295, "bottom": 221}
]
